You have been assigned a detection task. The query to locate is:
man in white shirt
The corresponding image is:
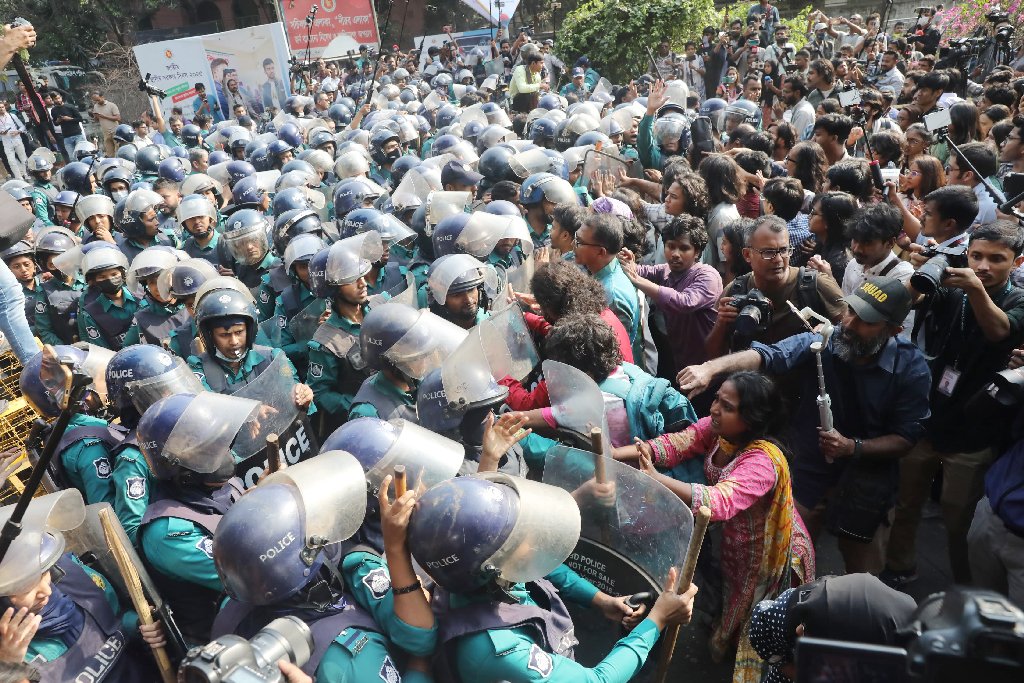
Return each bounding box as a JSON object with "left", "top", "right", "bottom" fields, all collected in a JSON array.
[
  {"left": 782, "top": 74, "right": 815, "bottom": 141},
  {"left": 873, "top": 50, "right": 905, "bottom": 92},
  {"left": 842, "top": 203, "right": 914, "bottom": 295},
  {"left": 947, "top": 142, "right": 1002, "bottom": 228},
  {"left": 679, "top": 42, "right": 705, "bottom": 101},
  {"left": 0, "top": 102, "right": 27, "bottom": 179}
]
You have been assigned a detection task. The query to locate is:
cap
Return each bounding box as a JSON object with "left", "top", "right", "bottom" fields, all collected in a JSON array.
[
  {"left": 590, "top": 196, "right": 632, "bottom": 220},
  {"left": 572, "top": 67, "right": 585, "bottom": 78},
  {"left": 813, "top": 22, "right": 828, "bottom": 31},
  {"left": 844, "top": 276, "right": 911, "bottom": 326},
  {"left": 441, "top": 160, "right": 484, "bottom": 187},
  {"left": 543, "top": 39, "right": 554, "bottom": 46},
  {"left": 359, "top": 45, "right": 368, "bottom": 51},
  {"left": 575, "top": 56, "right": 590, "bottom": 68}
]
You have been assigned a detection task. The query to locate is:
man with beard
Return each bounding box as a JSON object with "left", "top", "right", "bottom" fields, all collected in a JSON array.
[{"left": 678, "top": 276, "right": 931, "bottom": 575}]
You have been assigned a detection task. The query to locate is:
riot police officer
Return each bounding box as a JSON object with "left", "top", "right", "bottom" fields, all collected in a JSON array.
[
  {"left": 105, "top": 344, "right": 203, "bottom": 544},
  {"left": 425, "top": 254, "right": 495, "bottom": 330},
  {"left": 26, "top": 152, "right": 57, "bottom": 225},
  {"left": 519, "top": 172, "right": 578, "bottom": 249},
  {"left": 177, "top": 194, "right": 225, "bottom": 267},
  {"left": 351, "top": 303, "right": 467, "bottom": 421},
  {"left": 114, "top": 189, "right": 176, "bottom": 264},
  {"left": 74, "top": 194, "right": 116, "bottom": 245},
  {"left": 122, "top": 247, "right": 189, "bottom": 347},
  {"left": 33, "top": 226, "right": 83, "bottom": 345},
  {"left": 408, "top": 474, "right": 698, "bottom": 682},
  {"left": 1, "top": 240, "right": 40, "bottom": 331},
  {"left": 20, "top": 344, "right": 122, "bottom": 505},
  {"left": 369, "top": 128, "right": 402, "bottom": 190},
  {"left": 136, "top": 391, "right": 262, "bottom": 643},
  {"left": 76, "top": 245, "right": 138, "bottom": 351},
  {"left": 221, "top": 209, "right": 280, "bottom": 319},
  {"left": 306, "top": 234, "right": 381, "bottom": 436},
  {"left": 162, "top": 258, "right": 220, "bottom": 359},
  {"left": 272, "top": 233, "right": 326, "bottom": 381}
]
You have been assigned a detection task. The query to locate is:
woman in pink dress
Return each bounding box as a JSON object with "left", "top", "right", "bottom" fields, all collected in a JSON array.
[{"left": 615, "top": 371, "right": 814, "bottom": 683}]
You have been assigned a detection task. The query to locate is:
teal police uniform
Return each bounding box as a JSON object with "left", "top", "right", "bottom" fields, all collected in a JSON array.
[
  {"left": 122, "top": 296, "right": 188, "bottom": 347},
  {"left": 272, "top": 280, "right": 320, "bottom": 378},
  {"left": 30, "top": 180, "right": 55, "bottom": 225},
  {"left": 182, "top": 231, "right": 225, "bottom": 267},
  {"left": 111, "top": 433, "right": 151, "bottom": 546},
  {"left": 348, "top": 372, "right": 417, "bottom": 421},
  {"left": 35, "top": 278, "right": 85, "bottom": 345},
  {"left": 58, "top": 413, "right": 119, "bottom": 506},
  {"left": 187, "top": 345, "right": 302, "bottom": 395},
  {"left": 77, "top": 286, "right": 140, "bottom": 351},
  {"left": 307, "top": 309, "right": 371, "bottom": 431}
]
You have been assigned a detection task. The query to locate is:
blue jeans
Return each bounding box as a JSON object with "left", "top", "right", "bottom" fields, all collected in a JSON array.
[
  {"left": 0, "top": 260, "right": 39, "bottom": 362},
  {"left": 63, "top": 134, "right": 84, "bottom": 162}
]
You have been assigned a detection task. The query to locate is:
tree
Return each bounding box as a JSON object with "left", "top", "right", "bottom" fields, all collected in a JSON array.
[{"left": 556, "top": 0, "right": 718, "bottom": 83}]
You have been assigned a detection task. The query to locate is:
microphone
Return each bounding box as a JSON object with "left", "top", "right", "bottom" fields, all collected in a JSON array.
[{"left": 311, "top": 4, "right": 318, "bottom": 13}]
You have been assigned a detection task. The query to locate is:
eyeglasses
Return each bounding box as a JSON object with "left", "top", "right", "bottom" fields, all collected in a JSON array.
[
  {"left": 900, "top": 169, "right": 922, "bottom": 177},
  {"left": 573, "top": 232, "right": 603, "bottom": 249},
  {"left": 747, "top": 246, "right": 793, "bottom": 260}
]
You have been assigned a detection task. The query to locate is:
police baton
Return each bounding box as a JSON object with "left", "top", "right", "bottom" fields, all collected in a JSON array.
[
  {"left": 98, "top": 507, "right": 177, "bottom": 683},
  {"left": 264, "top": 432, "right": 281, "bottom": 473},
  {"left": 655, "top": 505, "right": 712, "bottom": 683},
  {"left": 0, "top": 346, "right": 90, "bottom": 566},
  {"left": 588, "top": 427, "right": 612, "bottom": 545}
]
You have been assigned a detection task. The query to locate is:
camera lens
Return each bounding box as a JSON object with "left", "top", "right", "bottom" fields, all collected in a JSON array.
[
  {"left": 249, "top": 616, "right": 314, "bottom": 670},
  {"left": 735, "top": 304, "right": 764, "bottom": 336},
  {"left": 909, "top": 254, "right": 950, "bottom": 295}
]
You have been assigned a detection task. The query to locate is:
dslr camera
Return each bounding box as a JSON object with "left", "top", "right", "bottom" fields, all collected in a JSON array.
[
  {"left": 731, "top": 289, "right": 773, "bottom": 338},
  {"left": 910, "top": 242, "right": 969, "bottom": 295},
  {"left": 178, "top": 616, "right": 313, "bottom": 683},
  {"left": 138, "top": 73, "right": 168, "bottom": 99}
]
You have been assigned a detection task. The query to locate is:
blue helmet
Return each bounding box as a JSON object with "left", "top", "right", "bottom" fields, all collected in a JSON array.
[
  {"left": 356, "top": 303, "right": 423, "bottom": 373},
  {"left": 333, "top": 177, "right": 385, "bottom": 219},
  {"left": 213, "top": 452, "right": 367, "bottom": 605},
  {"left": 519, "top": 172, "right": 577, "bottom": 206},
  {"left": 194, "top": 287, "right": 259, "bottom": 354},
  {"left": 483, "top": 200, "right": 520, "bottom": 217},
  {"left": 208, "top": 150, "right": 231, "bottom": 165},
  {"left": 247, "top": 144, "right": 271, "bottom": 172},
  {"left": 309, "top": 129, "right": 336, "bottom": 154},
  {"left": 53, "top": 190, "right": 79, "bottom": 209},
  {"left": 339, "top": 207, "right": 380, "bottom": 239},
  {"left": 306, "top": 236, "right": 377, "bottom": 299},
  {"left": 115, "top": 144, "right": 138, "bottom": 164},
  {"left": 228, "top": 175, "right": 267, "bottom": 212},
  {"left": 328, "top": 103, "right": 353, "bottom": 127},
  {"left": 135, "top": 144, "right": 168, "bottom": 175},
  {"left": 181, "top": 124, "right": 203, "bottom": 147},
  {"left": 415, "top": 364, "right": 507, "bottom": 434},
  {"left": 157, "top": 156, "right": 191, "bottom": 183},
  {"left": 20, "top": 345, "right": 89, "bottom": 418},
  {"left": 699, "top": 97, "right": 728, "bottom": 132},
  {"left": 538, "top": 93, "right": 563, "bottom": 111},
  {"left": 407, "top": 474, "right": 581, "bottom": 593},
  {"left": 477, "top": 145, "right": 516, "bottom": 183},
  {"left": 60, "top": 162, "right": 95, "bottom": 195},
  {"left": 430, "top": 213, "right": 473, "bottom": 259},
  {"left": 436, "top": 104, "right": 459, "bottom": 129},
  {"left": 274, "top": 209, "right": 323, "bottom": 254},
  {"left": 277, "top": 122, "right": 304, "bottom": 149},
  {"left": 113, "top": 124, "right": 134, "bottom": 143},
  {"left": 106, "top": 345, "right": 201, "bottom": 427},
  {"left": 390, "top": 155, "right": 420, "bottom": 188},
  {"left": 725, "top": 98, "right": 762, "bottom": 129},
  {"left": 462, "top": 120, "right": 485, "bottom": 144},
  {"left": 268, "top": 139, "right": 294, "bottom": 162},
  {"left": 541, "top": 149, "right": 569, "bottom": 180},
  {"left": 171, "top": 145, "right": 189, "bottom": 159},
  {"left": 430, "top": 134, "right": 462, "bottom": 158},
  {"left": 576, "top": 131, "right": 612, "bottom": 148},
  {"left": 529, "top": 118, "right": 558, "bottom": 146},
  {"left": 225, "top": 160, "right": 256, "bottom": 187},
  {"left": 272, "top": 187, "right": 312, "bottom": 218}
]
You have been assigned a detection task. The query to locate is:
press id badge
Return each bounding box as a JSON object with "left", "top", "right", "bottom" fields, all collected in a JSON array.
[{"left": 937, "top": 366, "right": 961, "bottom": 397}]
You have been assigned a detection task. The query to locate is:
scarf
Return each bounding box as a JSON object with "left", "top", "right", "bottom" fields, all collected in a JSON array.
[
  {"left": 34, "top": 586, "right": 85, "bottom": 649},
  {"left": 729, "top": 438, "right": 815, "bottom": 683}
]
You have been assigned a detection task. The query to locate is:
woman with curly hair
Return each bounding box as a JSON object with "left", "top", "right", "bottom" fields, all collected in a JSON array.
[
  {"left": 799, "top": 191, "right": 857, "bottom": 285},
  {"left": 615, "top": 371, "right": 815, "bottom": 683},
  {"left": 783, "top": 141, "right": 827, "bottom": 209}
]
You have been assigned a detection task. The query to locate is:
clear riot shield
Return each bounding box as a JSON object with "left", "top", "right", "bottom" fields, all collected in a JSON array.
[
  {"left": 125, "top": 358, "right": 205, "bottom": 415},
  {"left": 74, "top": 343, "right": 116, "bottom": 404},
  {"left": 479, "top": 305, "right": 539, "bottom": 382},
  {"left": 206, "top": 162, "right": 230, "bottom": 187},
  {"left": 287, "top": 298, "right": 328, "bottom": 343},
  {"left": 158, "top": 393, "right": 264, "bottom": 472},
  {"left": 458, "top": 212, "right": 534, "bottom": 259},
  {"left": 440, "top": 323, "right": 511, "bottom": 410},
  {"left": 505, "top": 253, "right": 535, "bottom": 296},
  {"left": 0, "top": 490, "right": 85, "bottom": 596},
  {"left": 459, "top": 104, "right": 488, "bottom": 129},
  {"left": 64, "top": 503, "right": 187, "bottom": 658},
  {"left": 127, "top": 248, "right": 182, "bottom": 293},
  {"left": 542, "top": 359, "right": 613, "bottom": 454},
  {"left": 260, "top": 451, "right": 367, "bottom": 544},
  {"left": 426, "top": 191, "right": 472, "bottom": 230},
  {"left": 194, "top": 276, "right": 258, "bottom": 308},
  {"left": 509, "top": 148, "right": 554, "bottom": 180},
  {"left": 364, "top": 419, "right": 464, "bottom": 494},
  {"left": 664, "top": 80, "right": 690, "bottom": 108},
  {"left": 592, "top": 77, "right": 613, "bottom": 98},
  {"left": 384, "top": 308, "right": 467, "bottom": 380},
  {"left": 542, "top": 444, "right": 691, "bottom": 595},
  {"left": 257, "top": 315, "right": 284, "bottom": 349},
  {"left": 582, "top": 148, "right": 631, "bottom": 193},
  {"left": 228, "top": 353, "right": 301, "bottom": 441}
]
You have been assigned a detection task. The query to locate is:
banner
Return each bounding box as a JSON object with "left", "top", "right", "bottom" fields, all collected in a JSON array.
[
  {"left": 281, "top": 0, "right": 380, "bottom": 61},
  {"left": 459, "top": 0, "right": 520, "bottom": 27},
  {"left": 134, "top": 23, "right": 293, "bottom": 122},
  {"left": 415, "top": 28, "right": 496, "bottom": 71}
]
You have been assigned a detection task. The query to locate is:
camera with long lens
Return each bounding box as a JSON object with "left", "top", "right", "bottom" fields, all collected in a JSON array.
[
  {"left": 909, "top": 243, "right": 969, "bottom": 295},
  {"left": 730, "top": 289, "right": 773, "bottom": 338},
  {"left": 178, "top": 616, "right": 313, "bottom": 683},
  {"left": 138, "top": 73, "right": 168, "bottom": 99}
]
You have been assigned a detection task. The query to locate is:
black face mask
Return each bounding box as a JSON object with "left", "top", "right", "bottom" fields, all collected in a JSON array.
[
  {"left": 96, "top": 275, "right": 122, "bottom": 296},
  {"left": 384, "top": 148, "right": 402, "bottom": 163}
]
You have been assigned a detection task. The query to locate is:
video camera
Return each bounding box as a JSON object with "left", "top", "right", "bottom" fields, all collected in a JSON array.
[
  {"left": 179, "top": 616, "right": 312, "bottom": 683},
  {"left": 796, "top": 588, "right": 1024, "bottom": 683},
  {"left": 138, "top": 73, "right": 167, "bottom": 99}
]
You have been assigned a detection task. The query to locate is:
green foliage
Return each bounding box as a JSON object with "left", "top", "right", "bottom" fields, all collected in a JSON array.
[
  {"left": 556, "top": 0, "right": 718, "bottom": 83},
  {"left": 556, "top": 0, "right": 813, "bottom": 82}
]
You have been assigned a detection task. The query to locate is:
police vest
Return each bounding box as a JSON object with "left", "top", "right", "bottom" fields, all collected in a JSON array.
[
  {"left": 134, "top": 304, "right": 191, "bottom": 347},
  {"left": 235, "top": 261, "right": 267, "bottom": 289},
  {"left": 31, "top": 555, "right": 149, "bottom": 682},
  {"left": 51, "top": 424, "right": 126, "bottom": 492},
  {"left": 280, "top": 283, "right": 305, "bottom": 321},
  {"left": 312, "top": 324, "right": 370, "bottom": 381},
  {"left": 197, "top": 345, "right": 276, "bottom": 394},
  {"left": 39, "top": 280, "right": 79, "bottom": 344},
  {"left": 183, "top": 238, "right": 225, "bottom": 267},
  {"left": 169, "top": 321, "right": 201, "bottom": 359},
  {"left": 266, "top": 263, "right": 292, "bottom": 294},
  {"left": 351, "top": 374, "right": 417, "bottom": 422},
  {"left": 433, "top": 578, "right": 578, "bottom": 683},
  {"left": 139, "top": 480, "right": 243, "bottom": 644},
  {"left": 81, "top": 289, "right": 134, "bottom": 350},
  {"left": 212, "top": 595, "right": 381, "bottom": 677}
]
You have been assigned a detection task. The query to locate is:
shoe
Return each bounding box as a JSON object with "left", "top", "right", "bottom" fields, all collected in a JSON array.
[{"left": 879, "top": 567, "right": 918, "bottom": 589}]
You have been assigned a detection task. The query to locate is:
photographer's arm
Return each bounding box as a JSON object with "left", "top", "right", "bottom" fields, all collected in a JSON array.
[
  {"left": 952, "top": 268, "right": 1013, "bottom": 342},
  {"left": 148, "top": 95, "right": 166, "bottom": 133}
]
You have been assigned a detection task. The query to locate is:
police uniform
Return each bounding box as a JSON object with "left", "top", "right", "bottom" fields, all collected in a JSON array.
[
  {"left": 349, "top": 373, "right": 417, "bottom": 421},
  {"left": 30, "top": 179, "right": 56, "bottom": 225},
  {"left": 272, "top": 280, "right": 319, "bottom": 379},
  {"left": 182, "top": 231, "right": 226, "bottom": 267},
  {"left": 35, "top": 278, "right": 83, "bottom": 345},
  {"left": 307, "top": 309, "right": 372, "bottom": 433},
  {"left": 167, "top": 319, "right": 201, "bottom": 359},
  {"left": 187, "top": 344, "right": 288, "bottom": 394},
  {"left": 139, "top": 479, "right": 243, "bottom": 643},
  {"left": 20, "top": 275, "right": 41, "bottom": 331},
  {"left": 77, "top": 286, "right": 140, "bottom": 351},
  {"left": 53, "top": 414, "right": 123, "bottom": 506},
  {"left": 369, "top": 163, "right": 393, "bottom": 192},
  {"left": 24, "top": 554, "right": 153, "bottom": 681},
  {"left": 528, "top": 224, "right": 552, "bottom": 250},
  {"left": 253, "top": 262, "right": 291, "bottom": 322},
  {"left": 111, "top": 431, "right": 151, "bottom": 546},
  {"left": 122, "top": 294, "right": 190, "bottom": 347},
  {"left": 236, "top": 252, "right": 281, "bottom": 320},
  {"left": 440, "top": 564, "right": 662, "bottom": 682},
  {"left": 115, "top": 232, "right": 175, "bottom": 264}
]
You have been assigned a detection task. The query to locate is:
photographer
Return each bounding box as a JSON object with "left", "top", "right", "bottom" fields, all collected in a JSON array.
[
  {"left": 703, "top": 215, "right": 845, "bottom": 361},
  {"left": 886, "top": 220, "right": 1024, "bottom": 587},
  {"left": 680, "top": 277, "right": 931, "bottom": 573},
  {"left": 761, "top": 25, "right": 795, "bottom": 71},
  {"left": 191, "top": 82, "right": 223, "bottom": 123}
]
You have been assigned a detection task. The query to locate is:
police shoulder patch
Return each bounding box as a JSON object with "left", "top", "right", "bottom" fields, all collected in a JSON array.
[
  {"left": 526, "top": 644, "right": 553, "bottom": 678},
  {"left": 362, "top": 567, "right": 391, "bottom": 600},
  {"left": 378, "top": 655, "right": 401, "bottom": 683},
  {"left": 86, "top": 325, "right": 100, "bottom": 339},
  {"left": 309, "top": 362, "right": 323, "bottom": 378},
  {"left": 259, "top": 289, "right": 270, "bottom": 303},
  {"left": 125, "top": 476, "right": 147, "bottom": 500},
  {"left": 93, "top": 458, "right": 112, "bottom": 479},
  {"left": 195, "top": 536, "right": 214, "bottom": 558},
  {"left": 90, "top": 572, "right": 106, "bottom": 591},
  {"left": 34, "top": 300, "right": 45, "bottom": 313}
]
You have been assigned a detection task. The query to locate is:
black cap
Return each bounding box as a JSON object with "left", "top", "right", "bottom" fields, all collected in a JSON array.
[
  {"left": 844, "top": 276, "right": 912, "bottom": 326},
  {"left": 441, "top": 160, "right": 484, "bottom": 187}
]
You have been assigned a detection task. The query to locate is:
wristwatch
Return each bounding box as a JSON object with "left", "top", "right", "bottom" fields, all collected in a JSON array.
[{"left": 853, "top": 438, "right": 863, "bottom": 458}]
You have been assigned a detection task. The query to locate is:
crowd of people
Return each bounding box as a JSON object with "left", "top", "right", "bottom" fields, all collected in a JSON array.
[{"left": 0, "top": 4, "right": 1021, "bottom": 683}]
